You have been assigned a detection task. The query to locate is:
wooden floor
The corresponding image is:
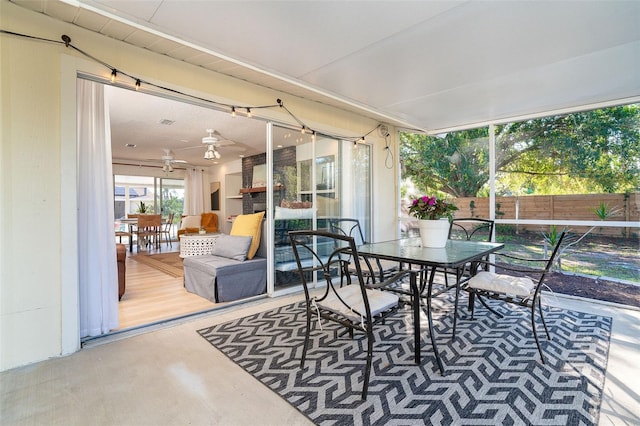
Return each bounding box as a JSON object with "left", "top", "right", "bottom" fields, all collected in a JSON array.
[{"left": 117, "top": 239, "right": 216, "bottom": 330}]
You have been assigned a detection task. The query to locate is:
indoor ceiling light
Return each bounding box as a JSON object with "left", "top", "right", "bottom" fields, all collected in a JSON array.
[
  {"left": 162, "top": 160, "right": 174, "bottom": 172},
  {"left": 204, "top": 144, "right": 221, "bottom": 160}
]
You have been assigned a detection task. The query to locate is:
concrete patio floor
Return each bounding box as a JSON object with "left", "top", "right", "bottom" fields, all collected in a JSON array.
[{"left": 1, "top": 292, "right": 638, "bottom": 425}]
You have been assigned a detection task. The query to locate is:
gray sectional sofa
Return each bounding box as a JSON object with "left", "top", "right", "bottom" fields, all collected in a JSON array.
[{"left": 183, "top": 227, "right": 267, "bottom": 303}]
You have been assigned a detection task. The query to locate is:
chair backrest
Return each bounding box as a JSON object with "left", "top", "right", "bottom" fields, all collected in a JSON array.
[
  {"left": 328, "top": 218, "right": 367, "bottom": 245},
  {"left": 138, "top": 214, "right": 162, "bottom": 229},
  {"left": 543, "top": 231, "right": 567, "bottom": 273},
  {"left": 289, "top": 230, "right": 369, "bottom": 311},
  {"left": 164, "top": 213, "right": 175, "bottom": 231},
  {"left": 522, "top": 231, "right": 567, "bottom": 300},
  {"left": 449, "top": 218, "right": 494, "bottom": 242}
]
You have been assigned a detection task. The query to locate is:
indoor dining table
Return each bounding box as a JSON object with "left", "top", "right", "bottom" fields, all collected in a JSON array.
[{"left": 356, "top": 237, "right": 504, "bottom": 374}]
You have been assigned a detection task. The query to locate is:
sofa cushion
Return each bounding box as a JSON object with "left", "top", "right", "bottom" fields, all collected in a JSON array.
[
  {"left": 230, "top": 211, "right": 265, "bottom": 260},
  {"left": 211, "top": 234, "right": 252, "bottom": 261},
  {"left": 180, "top": 215, "right": 201, "bottom": 229}
]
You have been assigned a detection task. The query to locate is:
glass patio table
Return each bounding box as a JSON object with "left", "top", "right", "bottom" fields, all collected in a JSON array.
[{"left": 357, "top": 237, "right": 504, "bottom": 374}]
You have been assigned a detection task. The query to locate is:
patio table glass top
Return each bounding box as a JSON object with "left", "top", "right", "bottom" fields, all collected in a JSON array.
[{"left": 357, "top": 237, "right": 504, "bottom": 268}]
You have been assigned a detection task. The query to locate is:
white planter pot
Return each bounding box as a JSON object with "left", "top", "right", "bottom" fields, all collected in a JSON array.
[{"left": 418, "top": 219, "right": 450, "bottom": 248}]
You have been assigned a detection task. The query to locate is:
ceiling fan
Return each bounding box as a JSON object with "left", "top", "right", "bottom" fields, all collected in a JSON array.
[
  {"left": 160, "top": 149, "right": 187, "bottom": 172},
  {"left": 175, "top": 129, "right": 246, "bottom": 161},
  {"left": 202, "top": 129, "right": 224, "bottom": 160},
  {"left": 201, "top": 129, "right": 239, "bottom": 160}
]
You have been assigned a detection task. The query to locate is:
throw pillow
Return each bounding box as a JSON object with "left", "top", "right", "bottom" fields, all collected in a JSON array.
[
  {"left": 180, "top": 215, "right": 201, "bottom": 229},
  {"left": 211, "top": 234, "right": 252, "bottom": 261},
  {"left": 230, "top": 211, "right": 265, "bottom": 259}
]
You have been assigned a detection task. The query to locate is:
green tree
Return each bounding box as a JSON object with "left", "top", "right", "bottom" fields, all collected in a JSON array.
[
  {"left": 161, "top": 192, "right": 183, "bottom": 223},
  {"left": 401, "top": 127, "right": 490, "bottom": 197},
  {"left": 400, "top": 104, "right": 640, "bottom": 197}
]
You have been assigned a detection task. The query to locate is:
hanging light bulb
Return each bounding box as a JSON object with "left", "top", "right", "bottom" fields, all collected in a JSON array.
[
  {"left": 110, "top": 69, "right": 117, "bottom": 83},
  {"left": 204, "top": 145, "right": 214, "bottom": 160},
  {"left": 231, "top": 107, "right": 236, "bottom": 118},
  {"left": 301, "top": 126, "right": 306, "bottom": 134},
  {"left": 135, "top": 79, "right": 141, "bottom": 91},
  {"left": 204, "top": 144, "right": 221, "bottom": 160}
]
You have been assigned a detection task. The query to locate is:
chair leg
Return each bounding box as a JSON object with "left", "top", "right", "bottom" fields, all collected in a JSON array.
[
  {"left": 468, "top": 291, "right": 476, "bottom": 319},
  {"left": 300, "top": 304, "right": 312, "bottom": 369},
  {"left": 361, "top": 328, "right": 374, "bottom": 400},
  {"left": 531, "top": 302, "right": 546, "bottom": 364},
  {"left": 476, "top": 294, "right": 504, "bottom": 318},
  {"left": 537, "top": 297, "right": 551, "bottom": 340}
]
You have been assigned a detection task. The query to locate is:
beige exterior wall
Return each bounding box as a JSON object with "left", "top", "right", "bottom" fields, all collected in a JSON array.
[{"left": 0, "top": 2, "right": 398, "bottom": 371}]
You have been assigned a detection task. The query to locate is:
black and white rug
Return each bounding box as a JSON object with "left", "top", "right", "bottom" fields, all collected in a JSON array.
[{"left": 198, "top": 296, "right": 611, "bottom": 425}]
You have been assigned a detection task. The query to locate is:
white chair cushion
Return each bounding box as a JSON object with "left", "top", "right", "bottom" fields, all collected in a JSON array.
[
  {"left": 468, "top": 271, "right": 535, "bottom": 298},
  {"left": 180, "top": 215, "right": 201, "bottom": 229},
  {"left": 317, "top": 285, "right": 399, "bottom": 323}
]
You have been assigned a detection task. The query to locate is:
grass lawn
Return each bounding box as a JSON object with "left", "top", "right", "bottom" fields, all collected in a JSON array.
[{"left": 497, "top": 231, "right": 639, "bottom": 284}]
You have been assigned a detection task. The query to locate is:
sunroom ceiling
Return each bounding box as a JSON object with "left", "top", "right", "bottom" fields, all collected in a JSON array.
[{"left": 12, "top": 0, "right": 640, "bottom": 133}]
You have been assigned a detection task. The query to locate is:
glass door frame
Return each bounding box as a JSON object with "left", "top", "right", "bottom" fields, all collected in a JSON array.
[{"left": 265, "top": 123, "right": 372, "bottom": 298}]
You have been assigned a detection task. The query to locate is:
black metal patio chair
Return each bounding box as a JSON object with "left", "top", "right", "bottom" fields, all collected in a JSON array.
[
  {"left": 329, "top": 218, "right": 400, "bottom": 283},
  {"left": 434, "top": 217, "right": 496, "bottom": 289},
  {"left": 464, "top": 231, "right": 567, "bottom": 363},
  {"left": 289, "top": 229, "right": 419, "bottom": 400}
]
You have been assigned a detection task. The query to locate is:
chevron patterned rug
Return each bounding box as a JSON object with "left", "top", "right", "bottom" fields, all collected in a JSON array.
[{"left": 198, "top": 295, "right": 611, "bottom": 425}]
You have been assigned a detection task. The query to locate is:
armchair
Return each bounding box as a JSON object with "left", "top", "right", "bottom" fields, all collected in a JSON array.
[{"left": 177, "top": 212, "right": 219, "bottom": 238}]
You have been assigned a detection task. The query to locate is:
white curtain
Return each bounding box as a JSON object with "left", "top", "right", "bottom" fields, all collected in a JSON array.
[
  {"left": 184, "top": 168, "right": 205, "bottom": 214},
  {"left": 77, "top": 79, "right": 119, "bottom": 337}
]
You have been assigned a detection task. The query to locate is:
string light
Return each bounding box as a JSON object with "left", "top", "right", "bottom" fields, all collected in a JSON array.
[{"left": 0, "top": 31, "right": 393, "bottom": 143}]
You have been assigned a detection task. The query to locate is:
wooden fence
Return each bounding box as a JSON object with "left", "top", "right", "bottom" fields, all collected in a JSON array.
[{"left": 452, "top": 192, "right": 640, "bottom": 238}]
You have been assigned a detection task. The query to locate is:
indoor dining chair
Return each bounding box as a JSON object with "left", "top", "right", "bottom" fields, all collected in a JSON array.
[
  {"left": 161, "top": 212, "right": 175, "bottom": 247},
  {"left": 135, "top": 214, "right": 162, "bottom": 252}
]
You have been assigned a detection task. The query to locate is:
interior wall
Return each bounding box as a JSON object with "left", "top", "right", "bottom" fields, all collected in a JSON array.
[{"left": 1, "top": 1, "right": 389, "bottom": 371}]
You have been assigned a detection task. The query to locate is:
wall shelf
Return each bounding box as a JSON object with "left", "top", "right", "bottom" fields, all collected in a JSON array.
[{"left": 239, "top": 184, "right": 285, "bottom": 194}]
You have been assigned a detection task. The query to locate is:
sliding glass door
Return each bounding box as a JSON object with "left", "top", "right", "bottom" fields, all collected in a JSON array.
[{"left": 269, "top": 124, "right": 371, "bottom": 294}]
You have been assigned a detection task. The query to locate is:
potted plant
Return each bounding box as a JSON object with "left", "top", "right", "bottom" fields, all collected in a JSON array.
[
  {"left": 137, "top": 201, "right": 149, "bottom": 214},
  {"left": 408, "top": 195, "right": 458, "bottom": 248}
]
